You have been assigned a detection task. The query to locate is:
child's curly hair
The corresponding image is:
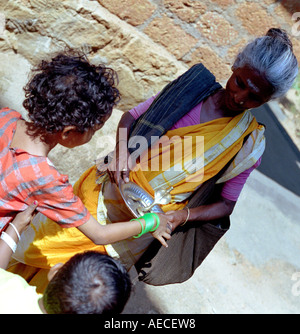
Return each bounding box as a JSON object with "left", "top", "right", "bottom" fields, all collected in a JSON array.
[{"left": 23, "top": 52, "right": 120, "bottom": 133}]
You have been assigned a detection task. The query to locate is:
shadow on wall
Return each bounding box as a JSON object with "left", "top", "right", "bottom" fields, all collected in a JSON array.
[{"left": 251, "top": 103, "right": 300, "bottom": 197}]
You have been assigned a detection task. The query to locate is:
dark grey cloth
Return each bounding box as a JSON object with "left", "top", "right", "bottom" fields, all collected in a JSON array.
[
  {"left": 135, "top": 178, "right": 230, "bottom": 286},
  {"left": 128, "top": 63, "right": 222, "bottom": 155},
  {"left": 135, "top": 218, "right": 229, "bottom": 286}
]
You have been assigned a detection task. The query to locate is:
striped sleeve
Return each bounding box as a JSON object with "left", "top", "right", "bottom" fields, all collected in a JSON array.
[{"left": 22, "top": 157, "right": 90, "bottom": 228}]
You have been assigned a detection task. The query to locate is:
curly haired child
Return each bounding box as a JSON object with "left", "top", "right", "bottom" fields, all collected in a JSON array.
[{"left": 0, "top": 52, "right": 171, "bottom": 248}]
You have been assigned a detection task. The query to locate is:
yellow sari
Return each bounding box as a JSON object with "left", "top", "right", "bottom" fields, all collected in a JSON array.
[{"left": 10, "top": 110, "right": 264, "bottom": 292}]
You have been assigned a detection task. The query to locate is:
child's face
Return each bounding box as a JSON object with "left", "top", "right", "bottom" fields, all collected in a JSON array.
[
  {"left": 64, "top": 124, "right": 104, "bottom": 148},
  {"left": 79, "top": 124, "right": 103, "bottom": 146},
  {"left": 61, "top": 112, "right": 112, "bottom": 148}
]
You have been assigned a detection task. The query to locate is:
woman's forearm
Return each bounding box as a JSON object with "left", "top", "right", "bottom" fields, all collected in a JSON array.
[
  {"left": 0, "top": 225, "right": 20, "bottom": 269},
  {"left": 116, "top": 111, "right": 135, "bottom": 144},
  {"left": 192, "top": 198, "right": 235, "bottom": 220},
  {"left": 0, "top": 202, "right": 38, "bottom": 269},
  {"left": 170, "top": 198, "right": 236, "bottom": 229},
  {"left": 111, "top": 111, "right": 136, "bottom": 183}
]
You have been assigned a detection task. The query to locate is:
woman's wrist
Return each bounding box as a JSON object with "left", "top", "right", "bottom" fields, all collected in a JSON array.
[
  {"left": 116, "top": 139, "right": 128, "bottom": 145},
  {"left": 180, "top": 207, "right": 190, "bottom": 226},
  {"left": 4, "top": 224, "right": 21, "bottom": 243},
  {"left": 8, "top": 219, "right": 27, "bottom": 236},
  {"left": 0, "top": 224, "right": 21, "bottom": 254}
]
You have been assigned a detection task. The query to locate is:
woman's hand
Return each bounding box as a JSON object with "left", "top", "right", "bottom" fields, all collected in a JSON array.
[
  {"left": 164, "top": 210, "right": 189, "bottom": 230},
  {"left": 151, "top": 213, "right": 174, "bottom": 248},
  {"left": 0, "top": 201, "right": 38, "bottom": 269},
  {"left": 107, "top": 141, "right": 132, "bottom": 184},
  {"left": 11, "top": 201, "right": 38, "bottom": 235}
]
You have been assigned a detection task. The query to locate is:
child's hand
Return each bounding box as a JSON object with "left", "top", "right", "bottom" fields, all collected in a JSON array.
[
  {"left": 151, "top": 213, "right": 173, "bottom": 248},
  {"left": 0, "top": 202, "right": 38, "bottom": 270}
]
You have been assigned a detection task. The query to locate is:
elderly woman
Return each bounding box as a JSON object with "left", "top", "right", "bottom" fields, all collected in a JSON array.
[{"left": 11, "top": 28, "right": 298, "bottom": 289}]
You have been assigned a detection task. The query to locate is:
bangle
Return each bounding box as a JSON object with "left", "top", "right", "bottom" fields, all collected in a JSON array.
[
  {"left": 142, "top": 213, "right": 160, "bottom": 232},
  {"left": 131, "top": 213, "right": 160, "bottom": 238},
  {"left": 131, "top": 218, "right": 145, "bottom": 239},
  {"left": 180, "top": 207, "right": 190, "bottom": 226},
  {"left": 0, "top": 232, "right": 17, "bottom": 253},
  {"left": 9, "top": 223, "right": 21, "bottom": 241}
]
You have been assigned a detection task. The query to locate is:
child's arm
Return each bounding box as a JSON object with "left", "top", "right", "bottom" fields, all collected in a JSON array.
[
  {"left": 0, "top": 202, "right": 38, "bottom": 269},
  {"left": 77, "top": 213, "right": 172, "bottom": 248}
]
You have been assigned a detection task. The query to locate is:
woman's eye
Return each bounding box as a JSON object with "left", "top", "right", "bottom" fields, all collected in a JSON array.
[{"left": 235, "top": 77, "right": 245, "bottom": 88}]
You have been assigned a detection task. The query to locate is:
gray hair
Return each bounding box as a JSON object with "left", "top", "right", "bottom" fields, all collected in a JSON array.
[{"left": 233, "top": 28, "right": 298, "bottom": 98}]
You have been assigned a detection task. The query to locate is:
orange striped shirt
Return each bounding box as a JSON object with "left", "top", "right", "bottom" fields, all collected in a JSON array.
[{"left": 0, "top": 108, "right": 90, "bottom": 232}]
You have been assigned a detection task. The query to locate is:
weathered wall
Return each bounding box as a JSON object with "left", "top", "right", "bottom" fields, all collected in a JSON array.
[
  {"left": 98, "top": 0, "right": 300, "bottom": 82},
  {"left": 1, "top": 0, "right": 299, "bottom": 107},
  {"left": 0, "top": 0, "right": 187, "bottom": 112},
  {"left": 0, "top": 0, "right": 299, "bottom": 182}
]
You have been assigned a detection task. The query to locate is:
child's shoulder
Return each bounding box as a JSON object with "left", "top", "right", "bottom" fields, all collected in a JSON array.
[
  {"left": 0, "top": 107, "right": 21, "bottom": 115},
  {"left": 34, "top": 156, "right": 69, "bottom": 184},
  {"left": 0, "top": 107, "right": 22, "bottom": 123}
]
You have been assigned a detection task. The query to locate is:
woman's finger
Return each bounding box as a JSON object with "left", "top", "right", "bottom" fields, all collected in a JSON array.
[
  {"left": 26, "top": 201, "right": 38, "bottom": 216},
  {"left": 121, "top": 168, "right": 130, "bottom": 183}
]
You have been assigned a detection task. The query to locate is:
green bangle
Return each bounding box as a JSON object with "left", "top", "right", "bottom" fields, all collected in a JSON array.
[
  {"left": 131, "top": 218, "right": 145, "bottom": 239},
  {"left": 131, "top": 213, "right": 160, "bottom": 238},
  {"left": 142, "top": 213, "right": 160, "bottom": 232}
]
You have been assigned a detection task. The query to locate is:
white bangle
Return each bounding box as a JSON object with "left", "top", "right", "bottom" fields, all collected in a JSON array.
[
  {"left": 181, "top": 207, "right": 190, "bottom": 226},
  {"left": 9, "top": 223, "right": 21, "bottom": 241},
  {"left": 0, "top": 232, "right": 17, "bottom": 253}
]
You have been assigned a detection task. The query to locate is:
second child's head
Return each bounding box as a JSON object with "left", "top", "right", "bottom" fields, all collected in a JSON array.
[
  {"left": 23, "top": 52, "right": 120, "bottom": 147},
  {"left": 43, "top": 251, "right": 131, "bottom": 314}
]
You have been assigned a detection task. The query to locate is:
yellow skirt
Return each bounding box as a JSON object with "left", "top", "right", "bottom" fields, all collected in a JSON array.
[{"left": 9, "top": 165, "right": 106, "bottom": 293}]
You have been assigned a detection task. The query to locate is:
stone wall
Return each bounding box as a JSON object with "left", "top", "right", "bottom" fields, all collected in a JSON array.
[
  {"left": 1, "top": 0, "right": 300, "bottom": 109},
  {"left": 99, "top": 0, "right": 300, "bottom": 83},
  {"left": 0, "top": 0, "right": 299, "bottom": 182}
]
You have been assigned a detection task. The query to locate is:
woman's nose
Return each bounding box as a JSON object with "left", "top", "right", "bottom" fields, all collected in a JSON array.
[{"left": 234, "top": 92, "right": 247, "bottom": 105}]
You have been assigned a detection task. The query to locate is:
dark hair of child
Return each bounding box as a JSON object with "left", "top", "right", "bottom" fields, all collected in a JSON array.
[
  {"left": 43, "top": 251, "right": 131, "bottom": 314},
  {"left": 23, "top": 51, "right": 120, "bottom": 135}
]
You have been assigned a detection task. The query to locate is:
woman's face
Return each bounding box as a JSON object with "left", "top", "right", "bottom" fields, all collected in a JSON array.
[{"left": 223, "top": 65, "right": 274, "bottom": 113}]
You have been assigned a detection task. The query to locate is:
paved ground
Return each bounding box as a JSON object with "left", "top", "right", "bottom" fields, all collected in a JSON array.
[
  {"left": 123, "top": 103, "right": 300, "bottom": 314},
  {"left": 123, "top": 169, "right": 300, "bottom": 314}
]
